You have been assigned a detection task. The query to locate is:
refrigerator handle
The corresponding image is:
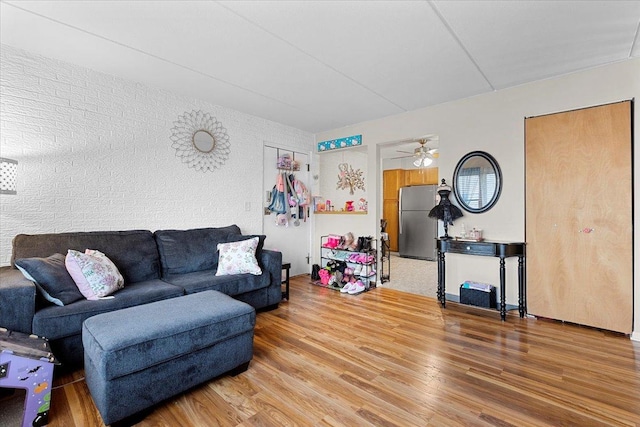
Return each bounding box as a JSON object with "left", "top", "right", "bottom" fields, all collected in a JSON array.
[{"left": 398, "top": 188, "right": 402, "bottom": 234}]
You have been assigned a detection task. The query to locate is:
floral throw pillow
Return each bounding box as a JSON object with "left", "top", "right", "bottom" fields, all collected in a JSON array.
[
  {"left": 65, "top": 249, "right": 125, "bottom": 300},
  {"left": 215, "top": 237, "right": 262, "bottom": 276}
]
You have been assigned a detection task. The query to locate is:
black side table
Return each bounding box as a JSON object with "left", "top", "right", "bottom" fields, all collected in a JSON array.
[{"left": 281, "top": 263, "right": 291, "bottom": 300}]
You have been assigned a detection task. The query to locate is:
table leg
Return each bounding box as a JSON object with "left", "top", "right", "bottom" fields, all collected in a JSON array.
[
  {"left": 499, "top": 257, "right": 506, "bottom": 320},
  {"left": 518, "top": 255, "right": 525, "bottom": 317},
  {"left": 437, "top": 250, "right": 446, "bottom": 307}
]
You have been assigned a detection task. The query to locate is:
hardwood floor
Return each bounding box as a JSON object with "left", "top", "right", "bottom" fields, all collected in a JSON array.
[{"left": 48, "top": 276, "right": 640, "bottom": 426}]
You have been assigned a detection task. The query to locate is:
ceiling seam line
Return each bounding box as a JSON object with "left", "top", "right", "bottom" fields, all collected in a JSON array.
[
  {"left": 215, "top": 0, "right": 407, "bottom": 112},
  {"left": 427, "top": 0, "right": 495, "bottom": 91},
  {"left": 1, "top": 1, "right": 320, "bottom": 116}
]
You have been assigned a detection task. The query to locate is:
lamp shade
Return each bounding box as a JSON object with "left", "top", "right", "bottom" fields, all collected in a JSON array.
[{"left": 0, "top": 158, "right": 18, "bottom": 195}]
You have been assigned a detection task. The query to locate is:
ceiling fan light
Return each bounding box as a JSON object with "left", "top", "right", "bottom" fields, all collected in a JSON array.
[{"left": 413, "top": 156, "right": 432, "bottom": 168}]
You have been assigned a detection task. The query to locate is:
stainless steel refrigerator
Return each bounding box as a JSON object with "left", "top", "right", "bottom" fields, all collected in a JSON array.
[{"left": 399, "top": 185, "right": 437, "bottom": 260}]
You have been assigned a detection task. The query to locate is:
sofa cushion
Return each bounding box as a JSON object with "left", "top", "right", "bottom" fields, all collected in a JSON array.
[
  {"left": 12, "top": 230, "right": 161, "bottom": 283},
  {"left": 32, "top": 279, "right": 184, "bottom": 340},
  {"left": 216, "top": 237, "right": 262, "bottom": 276},
  {"left": 66, "top": 249, "right": 125, "bottom": 300},
  {"left": 15, "top": 253, "right": 84, "bottom": 306},
  {"left": 163, "top": 269, "right": 268, "bottom": 296},
  {"left": 154, "top": 225, "right": 241, "bottom": 276}
]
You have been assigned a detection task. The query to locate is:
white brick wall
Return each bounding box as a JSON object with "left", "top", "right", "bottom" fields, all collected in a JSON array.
[{"left": 0, "top": 44, "right": 314, "bottom": 266}]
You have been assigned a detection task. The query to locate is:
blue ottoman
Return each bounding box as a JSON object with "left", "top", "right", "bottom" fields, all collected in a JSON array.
[{"left": 82, "top": 290, "right": 255, "bottom": 425}]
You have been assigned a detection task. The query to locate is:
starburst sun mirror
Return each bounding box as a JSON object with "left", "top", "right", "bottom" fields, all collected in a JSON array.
[{"left": 170, "top": 110, "right": 230, "bottom": 172}]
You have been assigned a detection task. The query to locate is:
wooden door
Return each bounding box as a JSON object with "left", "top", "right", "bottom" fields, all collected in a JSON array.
[
  {"left": 383, "top": 169, "right": 404, "bottom": 199},
  {"left": 383, "top": 199, "right": 399, "bottom": 251},
  {"left": 525, "top": 101, "right": 632, "bottom": 333},
  {"left": 383, "top": 169, "right": 404, "bottom": 251},
  {"left": 263, "top": 146, "right": 311, "bottom": 276}
]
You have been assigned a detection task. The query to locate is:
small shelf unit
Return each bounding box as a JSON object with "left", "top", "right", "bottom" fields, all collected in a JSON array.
[
  {"left": 318, "top": 235, "right": 377, "bottom": 292},
  {"left": 314, "top": 211, "right": 367, "bottom": 215}
]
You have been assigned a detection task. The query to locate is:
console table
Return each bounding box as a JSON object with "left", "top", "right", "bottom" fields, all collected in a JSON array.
[{"left": 437, "top": 239, "right": 526, "bottom": 320}]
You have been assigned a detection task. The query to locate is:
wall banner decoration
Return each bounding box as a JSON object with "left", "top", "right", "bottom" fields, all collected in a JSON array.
[
  {"left": 170, "top": 110, "right": 230, "bottom": 172},
  {"left": 317, "top": 134, "right": 362, "bottom": 152}
]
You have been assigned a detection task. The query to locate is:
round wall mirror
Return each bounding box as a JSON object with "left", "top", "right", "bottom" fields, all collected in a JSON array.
[
  {"left": 453, "top": 151, "right": 502, "bottom": 213},
  {"left": 193, "top": 130, "right": 215, "bottom": 153}
]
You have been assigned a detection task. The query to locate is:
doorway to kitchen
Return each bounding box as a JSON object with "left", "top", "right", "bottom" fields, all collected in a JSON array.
[
  {"left": 379, "top": 136, "right": 440, "bottom": 299},
  {"left": 381, "top": 254, "right": 438, "bottom": 298}
]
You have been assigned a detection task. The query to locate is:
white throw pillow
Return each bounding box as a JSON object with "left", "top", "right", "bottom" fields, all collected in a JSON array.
[
  {"left": 65, "top": 249, "right": 124, "bottom": 300},
  {"left": 215, "top": 237, "right": 262, "bottom": 276}
]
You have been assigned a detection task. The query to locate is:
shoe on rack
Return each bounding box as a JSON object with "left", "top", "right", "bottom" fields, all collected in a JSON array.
[
  {"left": 343, "top": 232, "right": 355, "bottom": 250},
  {"left": 353, "top": 264, "right": 362, "bottom": 276},
  {"left": 323, "top": 236, "right": 340, "bottom": 249},
  {"left": 360, "top": 269, "right": 376, "bottom": 278},
  {"left": 341, "top": 282, "right": 355, "bottom": 293},
  {"left": 348, "top": 280, "right": 366, "bottom": 295}
]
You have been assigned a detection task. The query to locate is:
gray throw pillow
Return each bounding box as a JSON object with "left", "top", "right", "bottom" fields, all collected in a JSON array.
[{"left": 15, "top": 253, "right": 84, "bottom": 306}]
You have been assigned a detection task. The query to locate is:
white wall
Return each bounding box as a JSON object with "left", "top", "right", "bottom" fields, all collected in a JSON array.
[
  {"left": 318, "top": 147, "right": 369, "bottom": 211},
  {"left": 315, "top": 59, "right": 640, "bottom": 338},
  {"left": 313, "top": 147, "right": 370, "bottom": 263},
  {"left": 0, "top": 45, "right": 314, "bottom": 266}
]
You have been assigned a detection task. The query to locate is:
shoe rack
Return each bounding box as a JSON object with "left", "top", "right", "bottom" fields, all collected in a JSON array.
[{"left": 318, "top": 235, "right": 377, "bottom": 293}]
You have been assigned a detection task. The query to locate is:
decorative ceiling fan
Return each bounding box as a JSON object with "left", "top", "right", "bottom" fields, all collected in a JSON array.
[{"left": 391, "top": 137, "right": 439, "bottom": 167}]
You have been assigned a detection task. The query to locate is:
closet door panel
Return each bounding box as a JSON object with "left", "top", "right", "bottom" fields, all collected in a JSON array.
[{"left": 525, "top": 101, "right": 632, "bottom": 334}]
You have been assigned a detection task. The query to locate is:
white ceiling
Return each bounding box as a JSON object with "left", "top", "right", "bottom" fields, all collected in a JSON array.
[{"left": 1, "top": 0, "right": 639, "bottom": 135}]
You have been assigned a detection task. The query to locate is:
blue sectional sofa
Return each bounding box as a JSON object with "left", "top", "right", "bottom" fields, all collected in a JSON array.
[{"left": 0, "top": 225, "right": 282, "bottom": 367}]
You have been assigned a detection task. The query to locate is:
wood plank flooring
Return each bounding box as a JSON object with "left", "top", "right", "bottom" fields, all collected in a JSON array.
[{"left": 48, "top": 276, "right": 640, "bottom": 426}]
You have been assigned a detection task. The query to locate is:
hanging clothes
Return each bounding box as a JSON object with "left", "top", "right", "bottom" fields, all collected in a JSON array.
[
  {"left": 267, "top": 172, "right": 287, "bottom": 214},
  {"left": 290, "top": 175, "right": 310, "bottom": 222}
]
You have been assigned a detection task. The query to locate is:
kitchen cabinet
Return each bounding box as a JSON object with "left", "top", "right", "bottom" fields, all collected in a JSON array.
[{"left": 383, "top": 168, "right": 438, "bottom": 252}]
